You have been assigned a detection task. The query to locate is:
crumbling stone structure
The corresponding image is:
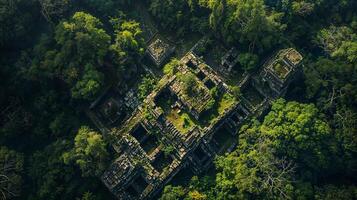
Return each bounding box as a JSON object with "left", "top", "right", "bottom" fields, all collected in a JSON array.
[
  {"left": 91, "top": 47, "right": 303, "bottom": 200},
  {"left": 146, "top": 36, "right": 175, "bottom": 67},
  {"left": 221, "top": 48, "right": 239, "bottom": 73},
  {"left": 257, "top": 48, "right": 303, "bottom": 98}
]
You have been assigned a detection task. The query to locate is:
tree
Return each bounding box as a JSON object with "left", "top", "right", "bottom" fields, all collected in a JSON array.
[
  {"left": 332, "top": 107, "right": 357, "bottom": 177},
  {"left": 237, "top": 53, "right": 259, "bottom": 71},
  {"left": 0, "top": 0, "right": 37, "bottom": 48},
  {"left": 215, "top": 136, "right": 295, "bottom": 199},
  {"left": 259, "top": 99, "right": 335, "bottom": 174},
  {"left": 149, "top": 0, "right": 209, "bottom": 35},
  {"left": 28, "top": 141, "right": 76, "bottom": 200},
  {"left": 110, "top": 19, "right": 145, "bottom": 65},
  {"left": 163, "top": 59, "right": 179, "bottom": 75},
  {"left": 0, "top": 146, "right": 23, "bottom": 199},
  {"left": 55, "top": 12, "right": 110, "bottom": 68},
  {"left": 138, "top": 75, "right": 157, "bottom": 101},
  {"left": 71, "top": 64, "right": 104, "bottom": 100},
  {"left": 315, "top": 184, "right": 357, "bottom": 200},
  {"left": 38, "top": 0, "right": 70, "bottom": 23},
  {"left": 201, "top": 0, "right": 285, "bottom": 52},
  {"left": 213, "top": 99, "right": 337, "bottom": 199},
  {"left": 304, "top": 58, "right": 357, "bottom": 111},
  {"left": 316, "top": 25, "right": 357, "bottom": 63},
  {"left": 28, "top": 12, "right": 110, "bottom": 100},
  {"left": 149, "top": 0, "right": 189, "bottom": 33},
  {"left": 291, "top": 1, "right": 315, "bottom": 16},
  {"left": 76, "top": 192, "right": 98, "bottom": 200},
  {"left": 160, "top": 185, "right": 186, "bottom": 200},
  {"left": 180, "top": 72, "right": 198, "bottom": 96},
  {"left": 63, "top": 126, "right": 109, "bottom": 177}
]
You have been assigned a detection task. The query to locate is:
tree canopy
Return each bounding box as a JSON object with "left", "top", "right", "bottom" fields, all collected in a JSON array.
[
  {"left": 0, "top": 0, "right": 356, "bottom": 199},
  {"left": 63, "top": 126, "right": 110, "bottom": 177},
  {"left": 200, "top": 0, "right": 285, "bottom": 52},
  {"left": 0, "top": 146, "right": 23, "bottom": 199}
]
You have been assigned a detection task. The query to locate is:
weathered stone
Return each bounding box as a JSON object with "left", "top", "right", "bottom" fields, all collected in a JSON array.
[{"left": 90, "top": 47, "right": 303, "bottom": 200}]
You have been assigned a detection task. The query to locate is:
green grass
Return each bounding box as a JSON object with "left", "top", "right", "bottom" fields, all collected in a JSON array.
[
  {"left": 176, "top": 72, "right": 213, "bottom": 113},
  {"left": 166, "top": 108, "right": 196, "bottom": 134},
  {"left": 217, "top": 93, "right": 237, "bottom": 115},
  {"left": 199, "top": 93, "right": 238, "bottom": 126},
  {"left": 273, "top": 61, "right": 289, "bottom": 79}
]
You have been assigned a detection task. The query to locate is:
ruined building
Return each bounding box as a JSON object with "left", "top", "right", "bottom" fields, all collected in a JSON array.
[{"left": 89, "top": 47, "right": 303, "bottom": 199}]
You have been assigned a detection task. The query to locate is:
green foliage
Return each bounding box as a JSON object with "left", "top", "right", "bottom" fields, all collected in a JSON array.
[
  {"left": 160, "top": 185, "right": 186, "bottom": 200},
  {"left": 291, "top": 1, "right": 315, "bottom": 16},
  {"left": 314, "top": 185, "right": 357, "bottom": 200},
  {"left": 304, "top": 58, "right": 357, "bottom": 111},
  {"left": 71, "top": 64, "right": 104, "bottom": 100},
  {"left": 316, "top": 25, "right": 357, "bottom": 63},
  {"left": 25, "top": 12, "right": 110, "bottom": 100},
  {"left": 229, "top": 86, "right": 241, "bottom": 99},
  {"left": 238, "top": 53, "right": 259, "bottom": 71},
  {"left": 215, "top": 140, "right": 295, "bottom": 199},
  {"left": 0, "top": 146, "right": 24, "bottom": 199},
  {"left": 54, "top": 11, "right": 109, "bottom": 97},
  {"left": 149, "top": 0, "right": 189, "bottom": 35},
  {"left": 49, "top": 111, "right": 79, "bottom": 137},
  {"left": 260, "top": 99, "right": 334, "bottom": 173},
  {"left": 85, "top": 0, "right": 115, "bottom": 14},
  {"left": 1, "top": 0, "right": 357, "bottom": 199},
  {"left": 201, "top": 0, "right": 285, "bottom": 52},
  {"left": 38, "top": 0, "right": 71, "bottom": 22},
  {"left": 332, "top": 108, "right": 357, "bottom": 174},
  {"left": 55, "top": 12, "right": 111, "bottom": 67},
  {"left": 163, "top": 59, "right": 180, "bottom": 75},
  {"left": 28, "top": 141, "right": 78, "bottom": 200},
  {"left": 209, "top": 86, "right": 219, "bottom": 99},
  {"left": 76, "top": 192, "right": 98, "bottom": 200},
  {"left": 0, "top": 0, "right": 36, "bottom": 47},
  {"left": 63, "top": 126, "right": 109, "bottom": 177},
  {"left": 138, "top": 75, "right": 157, "bottom": 101},
  {"left": 110, "top": 19, "right": 145, "bottom": 65},
  {"left": 161, "top": 99, "right": 350, "bottom": 199},
  {"left": 180, "top": 72, "right": 198, "bottom": 96},
  {"left": 162, "top": 145, "right": 175, "bottom": 157}
]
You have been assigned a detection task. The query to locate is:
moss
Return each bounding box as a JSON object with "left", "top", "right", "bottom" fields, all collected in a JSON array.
[
  {"left": 217, "top": 93, "right": 237, "bottom": 114},
  {"left": 161, "top": 144, "right": 175, "bottom": 156},
  {"left": 166, "top": 108, "right": 196, "bottom": 134},
  {"left": 273, "top": 61, "right": 289, "bottom": 79},
  {"left": 163, "top": 59, "right": 179, "bottom": 75},
  {"left": 229, "top": 86, "right": 241, "bottom": 99},
  {"left": 176, "top": 72, "right": 213, "bottom": 113},
  {"left": 199, "top": 92, "right": 237, "bottom": 125},
  {"left": 138, "top": 74, "right": 157, "bottom": 101}
]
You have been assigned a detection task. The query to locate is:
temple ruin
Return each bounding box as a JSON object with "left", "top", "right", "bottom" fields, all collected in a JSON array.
[
  {"left": 146, "top": 35, "right": 175, "bottom": 67},
  {"left": 88, "top": 46, "right": 303, "bottom": 199}
]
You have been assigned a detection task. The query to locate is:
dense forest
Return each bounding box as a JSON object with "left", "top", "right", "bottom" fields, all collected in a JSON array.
[{"left": 0, "top": 0, "right": 356, "bottom": 199}]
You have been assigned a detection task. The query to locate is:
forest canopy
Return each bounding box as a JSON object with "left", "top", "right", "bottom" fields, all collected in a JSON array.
[{"left": 0, "top": 0, "right": 356, "bottom": 199}]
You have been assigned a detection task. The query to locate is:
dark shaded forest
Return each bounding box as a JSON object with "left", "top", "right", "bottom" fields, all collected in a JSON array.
[{"left": 0, "top": 0, "right": 356, "bottom": 199}]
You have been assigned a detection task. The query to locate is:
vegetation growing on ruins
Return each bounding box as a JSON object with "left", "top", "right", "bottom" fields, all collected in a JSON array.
[{"left": 0, "top": 0, "right": 356, "bottom": 199}]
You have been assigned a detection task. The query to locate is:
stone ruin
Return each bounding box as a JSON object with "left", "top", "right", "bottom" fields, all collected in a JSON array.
[
  {"left": 221, "top": 48, "right": 239, "bottom": 73},
  {"left": 93, "top": 48, "right": 303, "bottom": 200},
  {"left": 257, "top": 48, "right": 303, "bottom": 98},
  {"left": 146, "top": 36, "right": 175, "bottom": 67}
]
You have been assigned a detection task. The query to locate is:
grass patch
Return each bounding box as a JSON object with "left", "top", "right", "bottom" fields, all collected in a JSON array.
[
  {"left": 176, "top": 72, "right": 213, "bottom": 113},
  {"left": 166, "top": 108, "right": 196, "bottom": 134},
  {"left": 217, "top": 93, "right": 237, "bottom": 114},
  {"left": 200, "top": 92, "right": 238, "bottom": 125},
  {"left": 273, "top": 61, "right": 289, "bottom": 79}
]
